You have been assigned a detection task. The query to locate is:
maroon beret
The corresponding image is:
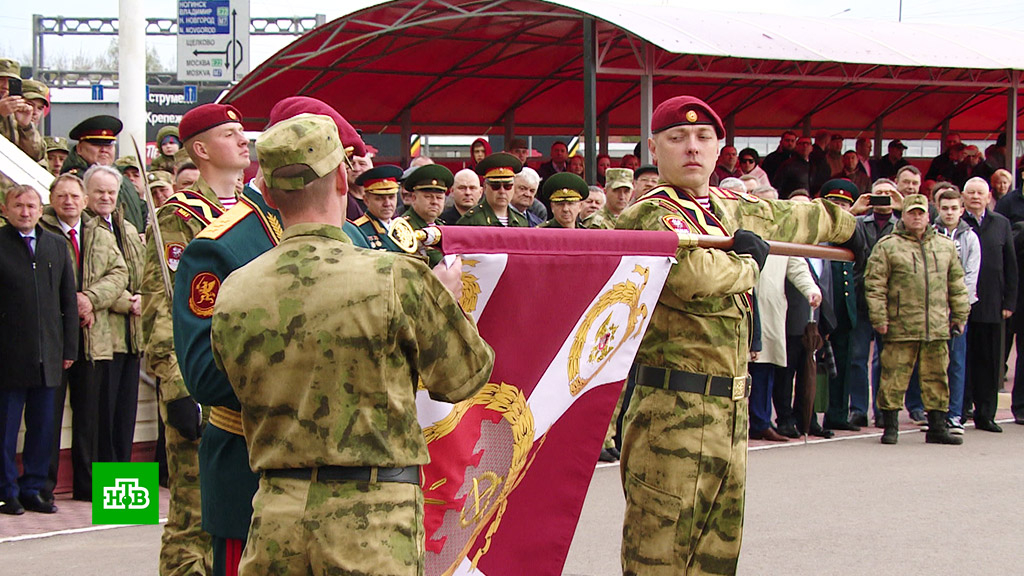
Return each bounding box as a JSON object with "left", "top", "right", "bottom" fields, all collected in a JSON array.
[
  {"left": 651, "top": 95, "right": 725, "bottom": 138},
  {"left": 178, "top": 103, "right": 243, "bottom": 143},
  {"left": 267, "top": 96, "right": 366, "bottom": 158}
]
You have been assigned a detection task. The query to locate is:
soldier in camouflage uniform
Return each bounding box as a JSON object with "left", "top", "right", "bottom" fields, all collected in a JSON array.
[
  {"left": 210, "top": 113, "right": 494, "bottom": 575},
  {"left": 142, "top": 103, "right": 250, "bottom": 576},
  {"left": 400, "top": 163, "right": 452, "bottom": 267},
  {"left": 0, "top": 58, "right": 44, "bottom": 162},
  {"left": 864, "top": 194, "right": 970, "bottom": 445},
  {"left": 43, "top": 137, "right": 70, "bottom": 177},
  {"left": 583, "top": 167, "right": 633, "bottom": 230},
  {"left": 174, "top": 96, "right": 369, "bottom": 576},
  {"left": 456, "top": 153, "right": 528, "bottom": 227},
  {"left": 615, "top": 95, "right": 858, "bottom": 575}
]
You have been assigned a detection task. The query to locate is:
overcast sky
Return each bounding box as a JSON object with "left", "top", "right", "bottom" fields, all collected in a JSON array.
[{"left": 3, "top": 0, "right": 1022, "bottom": 71}]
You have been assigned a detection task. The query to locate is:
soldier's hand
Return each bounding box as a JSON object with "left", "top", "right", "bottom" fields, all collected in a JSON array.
[
  {"left": 63, "top": 360, "right": 74, "bottom": 370},
  {"left": 950, "top": 322, "right": 963, "bottom": 337},
  {"left": 433, "top": 256, "right": 464, "bottom": 301},
  {"left": 0, "top": 95, "right": 23, "bottom": 117},
  {"left": 129, "top": 294, "right": 142, "bottom": 316},
  {"left": 165, "top": 397, "right": 203, "bottom": 441},
  {"left": 850, "top": 193, "right": 871, "bottom": 216},
  {"left": 1002, "top": 309, "right": 1013, "bottom": 320},
  {"left": 77, "top": 292, "right": 94, "bottom": 318},
  {"left": 731, "top": 229, "right": 769, "bottom": 270}
]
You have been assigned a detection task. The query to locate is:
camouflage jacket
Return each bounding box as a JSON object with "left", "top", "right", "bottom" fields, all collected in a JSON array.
[
  {"left": 141, "top": 177, "right": 226, "bottom": 402},
  {"left": 582, "top": 205, "right": 618, "bottom": 230},
  {"left": 40, "top": 212, "right": 129, "bottom": 361},
  {"left": 150, "top": 153, "right": 176, "bottom": 173},
  {"left": 864, "top": 223, "right": 970, "bottom": 342},
  {"left": 61, "top": 146, "right": 148, "bottom": 232},
  {"left": 0, "top": 115, "right": 44, "bottom": 161},
  {"left": 211, "top": 223, "right": 494, "bottom": 472},
  {"left": 455, "top": 199, "right": 528, "bottom": 227},
  {"left": 615, "top": 185, "right": 855, "bottom": 378},
  {"left": 90, "top": 208, "right": 146, "bottom": 355}
]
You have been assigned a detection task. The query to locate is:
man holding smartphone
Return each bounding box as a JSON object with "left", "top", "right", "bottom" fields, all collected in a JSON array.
[{"left": 0, "top": 58, "right": 44, "bottom": 162}]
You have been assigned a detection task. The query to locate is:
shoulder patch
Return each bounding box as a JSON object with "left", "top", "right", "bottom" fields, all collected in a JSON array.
[
  {"left": 710, "top": 187, "right": 736, "bottom": 200},
  {"left": 197, "top": 203, "right": 253, "bottom": 240},
  {"left": 353, "top": 215, "right": 370, "bottom": 226},
  {"left": 662, "top": 215, "right": 691, "bottom": 233},
  {"left": 188, "top": 272, "right": 221, "bottom": 318},
  {"left": 164, "top": 242, "right": 185, "bottom": 272}
]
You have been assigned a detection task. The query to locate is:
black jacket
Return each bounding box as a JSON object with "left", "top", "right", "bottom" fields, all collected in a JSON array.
[
  {"left": 0, "top": 223, "right": 78, "bottom": 389},
  {"left": 963, "top": 209, "right": 1018, "bottom": 323},
  {"left": 995, "top": 188, "right": 1024, "bottom": 224}
]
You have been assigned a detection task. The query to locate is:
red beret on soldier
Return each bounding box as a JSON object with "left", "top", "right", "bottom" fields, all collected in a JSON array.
[
  {"left": 650, "top": 95, "right": 726, "bottom": 138},
  {"left": 178, "top": 103, "right": 244, "bottom": 142}
]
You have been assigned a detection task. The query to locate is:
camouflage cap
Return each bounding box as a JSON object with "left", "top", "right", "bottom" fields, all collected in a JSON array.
[
  {"left": 257, "top": 113, "right": 346, "bottom": 191},
  {"left": 156, "top": 125, "right": 180, "bottom": 145},
  {"left": 22, "top": 79, "right": 49, "bottom": 105},
  {"left": 605, "top": 167, "right": 634, "bottom": 191},
  {"left": 0, "top": 58, "right": 19, "bottom": 80},
  {"left": 44, "top": 136, "right": 70, "bottom": 153},
  {"left": 114, "top": 155, "right": 141, "bottom": 172},
  {"left": 147, "top": 170, "right": 174, "bottom": 189},
  {"left": 903, "top": 194, "right": 929, "bottom": 213}
]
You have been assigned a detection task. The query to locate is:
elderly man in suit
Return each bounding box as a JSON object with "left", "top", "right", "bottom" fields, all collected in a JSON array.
[{"left": 0, "top": 185, "right": 78, "bottom": 515}]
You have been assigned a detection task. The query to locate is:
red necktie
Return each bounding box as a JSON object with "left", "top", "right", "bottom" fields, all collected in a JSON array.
[{"left": 68, "top": 228, "right": 80, "bottom": 266}]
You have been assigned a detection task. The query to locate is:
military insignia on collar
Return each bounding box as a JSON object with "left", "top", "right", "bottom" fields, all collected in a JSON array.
[
  {"left": 188, "top": 272, "right": 220, "bottom": 318},
  {"left": 164, "top": 242, "right": 185, "bottom": 272},
  {"left": 662, "top": 215, "right": 690, "bottom": 233}
]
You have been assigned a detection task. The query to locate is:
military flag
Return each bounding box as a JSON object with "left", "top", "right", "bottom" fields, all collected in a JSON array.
[{"left": 415, "top": 227, "right": 677, "bottom": 576}]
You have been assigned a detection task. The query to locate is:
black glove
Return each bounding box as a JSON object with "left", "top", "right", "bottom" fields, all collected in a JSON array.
[
  {"left": 838, "top": 224, "right": 868, "bottom": 275},
  {"left": 731, "top": 229, "right": 770, "bottom": 270},
  {"left": 165, "top": 397, "right": 202, "bottom": 441}
]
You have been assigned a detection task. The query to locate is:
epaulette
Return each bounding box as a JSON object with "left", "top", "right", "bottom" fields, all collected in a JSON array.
[
  {"left": 352, "top": 214, "right": 371, "bottom": 226},
  {"left": 710, "top": 186, "right": 760, "bottom": 203},
  {"left": 196, "top": 202, "right": 253, "bottom": 240},
  {"left": 161, "top": 191, "right": 225, "bottom": 225}
]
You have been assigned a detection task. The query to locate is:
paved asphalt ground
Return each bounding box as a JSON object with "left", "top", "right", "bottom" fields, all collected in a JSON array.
[{"left": 2, "top": 421, "right": 1020, "bottom": 575}]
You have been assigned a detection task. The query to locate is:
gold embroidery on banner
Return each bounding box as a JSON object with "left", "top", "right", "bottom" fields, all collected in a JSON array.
[
  {"left": 567, "top": 264, "right": 652, "bottom": 395},
  {"left": 459, "top": 259, "right": 481, "bottom": 313}
]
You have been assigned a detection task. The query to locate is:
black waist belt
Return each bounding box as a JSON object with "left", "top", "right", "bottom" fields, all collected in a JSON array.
[
  {"left": 636, "top": 366, "right": 750, "bottom": 401},
  {"left": 263, "top": 465, "right": 420, "bottom": 485}
]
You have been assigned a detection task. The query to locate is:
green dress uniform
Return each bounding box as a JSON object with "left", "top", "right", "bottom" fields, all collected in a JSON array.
[
  {"left": 401, "top": 208, "right": 444, "bottom": 267},
  {"left": 352, "top": 212, "right": 404, "bottom": 252},
  {"left": 455, "top": 199, "right": 528, "bottom": 227},
  {"left": 616, "top": 184, "right": 855, "bottom": 575},
  {"left": 173, "top": 185, "right": 369, "bottom": 575},
  {"left": 456, "top": 152, "right": 528, "bottom": 227},
  {"left": 141, "top": 176, "right": 225, "bottom": 576},
  {"left": 353, "top": 165, "right": 406, "bottom": 252},
  {"left": 401, "top": 163, "right": 454, "bottom": 268}
]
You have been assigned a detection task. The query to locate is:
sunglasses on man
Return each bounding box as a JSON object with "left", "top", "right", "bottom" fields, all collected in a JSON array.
[
  {"left": 487, "top": 180, "right": 514, "bottom": 191},
  {"left": 739, "top": 158, "right": 755, "bottom": 164}
]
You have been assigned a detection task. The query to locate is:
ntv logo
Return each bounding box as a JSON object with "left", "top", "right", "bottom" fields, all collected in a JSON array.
[
  {"left": 102, "top": 478, "right": 150, "bottom": 510},
  {"left": 92, "top": 462, "right": 159, "bottom": 524}
]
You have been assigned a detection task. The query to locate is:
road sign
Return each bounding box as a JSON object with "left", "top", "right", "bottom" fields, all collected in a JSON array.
[
  {"left": 183, "top": 85, "right": 198, "bottom": 103},
  {"left": 177, "top": 0, "right": 250, "bottom": 83},
  {"left": 91, "top": 84, "right": 104, "bottom": 101}
]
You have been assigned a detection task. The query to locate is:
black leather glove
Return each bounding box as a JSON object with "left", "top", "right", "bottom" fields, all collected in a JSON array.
[
  {"left": 731, "top": 229, "right": 770, "bottom": 270},
  {"left": 165, "top": 397, "right": 203, "bottom": 441}
]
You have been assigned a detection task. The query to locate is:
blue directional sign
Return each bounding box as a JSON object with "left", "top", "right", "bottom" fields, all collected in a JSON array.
[
  {"left": 183, "top": 85, "right": 198, "bottom": 103},
  {"left": 91, "top": 84, "right": 104, "bottom": 101}
]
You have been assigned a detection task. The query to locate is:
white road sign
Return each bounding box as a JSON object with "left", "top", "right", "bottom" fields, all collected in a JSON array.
[{"left": 177, "top": 0, "right": 250, "bottom": 83}]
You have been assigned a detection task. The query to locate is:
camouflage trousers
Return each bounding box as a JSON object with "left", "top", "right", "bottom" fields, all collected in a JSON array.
[
  {"left": 878, "top": 340, "right": 949, "bottom": 412},
  {"left": 620, "top": 385, "right": 747, "bottom": 576},
  {"left": 239, "top": 475, "right": 424, "bottom": 576},
  {"left": 158, "top": 381, "right": 212, "bottom": 576}
]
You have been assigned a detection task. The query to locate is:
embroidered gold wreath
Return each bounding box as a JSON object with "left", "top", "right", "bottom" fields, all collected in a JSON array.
[
  {"left": 459, "top": 258, "right": 481, "bottom": 313},
  {"left": 567, "top": 264, "right": 651, "bottom": 395},
  {"left": 421, "top": 382, "right": 539, "bottom": 576}
]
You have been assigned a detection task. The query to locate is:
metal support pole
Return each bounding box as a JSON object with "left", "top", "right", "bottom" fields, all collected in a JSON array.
[
  {"left": 503, "top": 111, "right": 514, "bottom": 153},
  {"left": 874, "top": 118, "right": 884, "bottom": 160},
  {"left": 118, "top": 0, "right": 146, "bottom": 163},
  {"left": 583, "top": 16, "right": 597, "bottom": 184},
  {"left": 599, "top": 114, "right": 609, "bottom": 157},
  {"left": 400, "top": 108, "right": 412, "bottom": 168},
  {"left": 639, "top": 50, "right": 653, "bottom": 165},
  {"left": 940, "top": 119, "right": 950, "bottom": 152},
  {"left": 725, "top": 114, "right": 736, "bottom": 148},
  {"left": 802, "top": 117, "right": 812, "bottom": 138},
  {"left": 315, "top": 13, "right": 326, "bottom": 27},
  {"left": 1009, "top": 72, "right": 1019, "bottom": 182},
  {"left": 32, "top": 14, "right": 43, "bottom": 77}
]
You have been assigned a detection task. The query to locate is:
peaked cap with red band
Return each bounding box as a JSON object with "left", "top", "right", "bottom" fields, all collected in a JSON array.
[
  {"left": 69, "top": 115, "right": 122, "bottom": 142},
  {"left": 474, "top": 152, "right": 523, "bottom": 180},
  {"left": 178, "top": 103, "right": 244, "bottom": 142},
  {"left": 651, "top": 95, "right": 725, "bottom": 138},
  {"left": 267, "top": 96, "right": 366, "bottom": 158},
  {"left": 356, "top": 165, "right": 403, "bottom": 194}
]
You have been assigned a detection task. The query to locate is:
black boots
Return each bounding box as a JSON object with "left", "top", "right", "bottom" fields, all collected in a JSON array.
[
  {"left": 880, "top": 410, "right": 899, "bottom": 445},
  {"left": 925, "top": 411, "right": 963, "bottom": 445}
]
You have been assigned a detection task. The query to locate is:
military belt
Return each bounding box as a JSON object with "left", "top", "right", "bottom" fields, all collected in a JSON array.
[
  {"left": 263, "top": 465, "right": 420, "bottom": 485},
  {"left": 209, "top": 406, "right": 245, "bottom": 436},
  {"left": 636, "top": 366, "right": 751, "bottom": 401}
]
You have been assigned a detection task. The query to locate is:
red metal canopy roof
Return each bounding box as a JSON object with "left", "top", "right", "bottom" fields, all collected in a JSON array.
[{"left": 222, "top": 0, "right": 1024, "bottom": 140}]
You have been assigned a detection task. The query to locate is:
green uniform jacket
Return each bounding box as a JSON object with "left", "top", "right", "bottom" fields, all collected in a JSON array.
[
  {"left": 0, "top": 115, "right": 44, "bottom": 161},
  {"left": 401, "top": 209, "right": 444, "bottom": 267},
  {"left": 352, "top": 212, "right": 404, "bottom": 252},
  {"left": 455, "top": 199, "right": 528, "bottom": 227},
  {"left": 100, "top": 209, "right": 145, "bottom": 355},
  {"left": 616, "top": 185, "right": 856, "bottom": 378},
  {"left": 141, "top": 177, "right": 225, "bottom": 404},
  {"left": 61, "top": 147, "right": 148, "bottom": 232},
  {"left": 40, "top": 212, "right": 129, "bottom": 361},
  {"left": 211, "top": 223, "right": 494, "bottom": 472},
  {"left": 864, "top": 223, "right": 970, "bottom": 342},
  {"left": 538, "top": 217, "right": 583, "bottom": 229},
  {"left": 582, "top": 206, "right": 618, "bottom": 230}
]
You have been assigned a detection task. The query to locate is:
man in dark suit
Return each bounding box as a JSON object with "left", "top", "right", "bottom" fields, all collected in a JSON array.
[
  {"left": 536, "top": 140, "right": 569, "bottom": 182},
  {"left": 962, "top": 177, "right": 1017, "bottom": 432},
  {"left": 0, "top": 185, "right": 78, "bottom": 515}
]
